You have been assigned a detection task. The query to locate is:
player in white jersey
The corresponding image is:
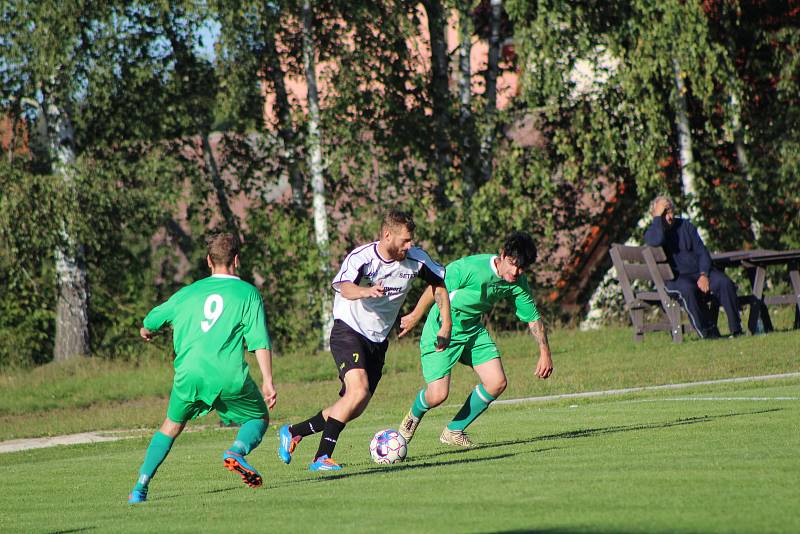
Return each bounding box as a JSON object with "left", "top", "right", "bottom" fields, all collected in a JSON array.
[{"left": 277, "top": 210, "right": 451, "bottom": 471}]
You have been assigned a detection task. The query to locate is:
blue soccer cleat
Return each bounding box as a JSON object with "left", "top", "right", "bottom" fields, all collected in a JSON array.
[
  {"left": 309, "top": 454, "right": 342, "bottom": 472},
  {"left": 278, "top": 424, "right": 302, "bottom": 464},
  {"left": 128, "top": 488, "right": 148, "bottom": 504},
  {"left": 223, "top": 450, "right": 263, "bottom": 488}
]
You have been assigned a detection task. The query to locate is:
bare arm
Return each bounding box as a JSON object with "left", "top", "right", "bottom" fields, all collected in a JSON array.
[
  {"left": 528, "top": 319, "right": 553, "bottom": 379},
  {"left": 432, "top": 284, "right": 452, "bottom": 350},
  {"left": 337, "top": 281, "right": 385, "bottom": 300},
  {"left": 254, "top": 348, "right": 276, "bottom": 409},
  {"left": 398, "top": 283, "right": 452, "bottom": 351},
  {"left": 398, "top": 285, "right": 436, "bottom": 336}
]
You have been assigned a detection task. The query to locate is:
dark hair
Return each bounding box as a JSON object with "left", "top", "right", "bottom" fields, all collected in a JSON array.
[
  {"left": 206, "top": 232, "right": 240, "bottom": 267},
  {"left": 501, "top": 232, "right": 537, "bottom": 269},
  {"left": 381, "top": 209, "right": 416, "bottom": 234}
]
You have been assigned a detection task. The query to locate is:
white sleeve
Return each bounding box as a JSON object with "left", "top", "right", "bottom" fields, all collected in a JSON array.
[{"left": 331, "top": 244, "right": 373, "bottom": 291}]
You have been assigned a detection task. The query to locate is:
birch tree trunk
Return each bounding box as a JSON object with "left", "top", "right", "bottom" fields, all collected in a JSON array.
[
  {"left": 729, "top": 91, "right": 761, "bottom": 241},
  {"left": 422, "top": 0, "right": 452, "bottom": 206},
  {"left": 42, "top": 94, "right": 90, "bottom": 361},
  {"left": 480, "top": 0, "right": 502, "bottom": 184},
  {"left": 302, "top": 0, "right": 333, "bottom": 349},
  {"left": 671, "top": 59, "right": 705, "bottom": 229},
  {"left": 457, "top": 0, "right": 477, "bottom": 195}
]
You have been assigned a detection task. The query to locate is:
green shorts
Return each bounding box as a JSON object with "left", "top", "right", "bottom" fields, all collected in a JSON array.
[
  {"left": 420, "top": 327, "right": 500, "bottom": 383},
  {"left": 166, "top": 375, "right": 268, "bottom": 426}
]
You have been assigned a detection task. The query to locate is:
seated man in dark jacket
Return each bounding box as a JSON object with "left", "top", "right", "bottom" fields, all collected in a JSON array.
[{"left": 644, "top": 195, "right": 742, "bottom": 339}]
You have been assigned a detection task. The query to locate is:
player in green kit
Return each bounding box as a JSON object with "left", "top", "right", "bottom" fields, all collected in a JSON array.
[
  {"left": 396, "top": 232, "right": 553, "bottom": 447},
  {"left": 127, "top": 232, "right": 276, "bottom": 504}
]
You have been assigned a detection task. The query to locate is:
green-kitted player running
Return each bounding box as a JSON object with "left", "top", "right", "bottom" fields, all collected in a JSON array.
[
  {"left": 128, "top": 232, "right": 276, "bottom": 504},
  {"left": 397, "top": 232, "right": 554, "bottom": 447}
]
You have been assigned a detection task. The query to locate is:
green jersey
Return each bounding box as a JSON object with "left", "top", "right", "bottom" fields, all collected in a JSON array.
[
  {"left": 143, "top": 274, "right": 271, "bottom": 403},
  {"left": 426, "top": 254, "right": 540, "bottom": 341}
]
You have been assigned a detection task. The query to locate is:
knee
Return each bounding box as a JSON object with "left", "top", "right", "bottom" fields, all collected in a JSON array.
[
  {"left": 715, "top": 275, "right": 737, "bottom": 294},
  {"left": 425, "top": 387, "right": 448, "bottom": 407},
  {"left": 159, "top": 418, "right": 184, "bottom": 438},
  {"left": 669, "top": 279, "right": 695, "bottom": 300},
  {"left": 345, "top": 384, "right": 371, "bottom": 407},
  {"left": 709, "top": 271, "right": 736, "bottom": 291},
  {"left": 484, "top": 377, "right": 507, "bottom": 398}
]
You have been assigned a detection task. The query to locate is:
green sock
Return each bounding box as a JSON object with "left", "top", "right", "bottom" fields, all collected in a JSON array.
[
  {"left": 411, "top": 388, "right": 431, "bottom": 419},
  {"left": 447, "top": 384, "right": 495, "bottom": 432},
  {"left": 230, "top": 418, "right": 267, "bottom": 455},
  {"left": 134, "top": 431, "right": 174, "bottom": 491}
]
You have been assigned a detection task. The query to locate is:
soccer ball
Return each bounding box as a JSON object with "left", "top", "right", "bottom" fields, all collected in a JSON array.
[{"left": 369, "top": 429, "right": 407, "bottom": 464}]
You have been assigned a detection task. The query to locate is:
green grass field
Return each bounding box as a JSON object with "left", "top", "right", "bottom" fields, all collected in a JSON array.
[{"left": 0, "top": 322, "right": 798, "bottom": 533}]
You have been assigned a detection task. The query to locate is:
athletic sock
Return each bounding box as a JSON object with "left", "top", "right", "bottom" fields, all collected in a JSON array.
[
  {"left": 229, "top": 418, "right": 267, "bottom": 456},
  {"left": 134, "top": 431, "right": 175, "bottom": 491},
  {"left": 314, "top": 417, "right": 346, "bottom": 460},
  {"left": 447, "top": 384, "right": 496, "bottom": 432},
  {"left": 411, "top": 388, "right": 431, "bottom": 419},
  {"left": 291, "top": 411, "right": 326, "bottom": 438}
]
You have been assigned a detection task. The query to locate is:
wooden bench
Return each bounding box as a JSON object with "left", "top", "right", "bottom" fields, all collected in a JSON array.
[
  {"left": 610, "top": 244, "right": 754, "bottom": 342},
  {"left": 609, "top": 244, "right": 690, "bottom": 342}
]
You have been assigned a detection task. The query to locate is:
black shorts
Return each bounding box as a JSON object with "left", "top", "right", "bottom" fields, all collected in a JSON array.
[{"left": 330, "top": 319, "right": 389, "bottom": 396}]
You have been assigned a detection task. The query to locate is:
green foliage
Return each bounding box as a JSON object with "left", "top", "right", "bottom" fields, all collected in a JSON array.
[
  {"left": 0, "top": 167, "right": 61, "bottom": 366},
  {"left": 0, "top": 147, "right": 181, "bottom": 367},
  {"left": 2, "top": 0, "right": 799, "bottom": 368},
  {"left": 244, "top": 203, "right": 327, "bottom": 354},
  {"left": 506, "top": 0, "right": 800, "bottom": 255}
]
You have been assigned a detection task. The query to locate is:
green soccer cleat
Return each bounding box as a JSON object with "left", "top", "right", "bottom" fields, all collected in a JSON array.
[
  {"left": 223, "top": 450, "right": 263, "bottom": 488},
  {"left": 398, "top": 410, "right": 420, "bottom": 443},
  {"left": 440, "top": 427, "right": 474, "bottom": 448}
]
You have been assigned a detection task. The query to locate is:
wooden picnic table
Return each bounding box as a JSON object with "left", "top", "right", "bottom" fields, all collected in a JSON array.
[{"left": 711, "top": 249, "right": 800, "bottom": 333}]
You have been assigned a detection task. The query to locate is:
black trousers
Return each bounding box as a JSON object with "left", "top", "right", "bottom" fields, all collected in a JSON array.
[{"left": 666, "top": 270, "right": 742, "bottom": 337}]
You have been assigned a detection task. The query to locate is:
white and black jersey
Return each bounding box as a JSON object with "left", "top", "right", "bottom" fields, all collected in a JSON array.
[{"left": 332, "top": 242, "right": 445, "bottom": 342}]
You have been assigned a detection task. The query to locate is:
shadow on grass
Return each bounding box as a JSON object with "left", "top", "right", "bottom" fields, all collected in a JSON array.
[
  {"left": 270, "top": 446, "right": 563, "bottom": 486},
  {"left": 189, "top": 408, "right": 781, "bottom": 496},
  {"left": 45, "top": 529, "right": 96, "bottom": 534},
  {"left": 202, "top": 486, "right": 242, "bottom": 496},
  {"left": 407, "top": 408, "right": 782, "bottom": 463}
]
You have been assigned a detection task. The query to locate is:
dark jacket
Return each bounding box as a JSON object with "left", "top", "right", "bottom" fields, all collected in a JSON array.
[{"left": 644, "top": 217, "right": 712, "bottom": 277}]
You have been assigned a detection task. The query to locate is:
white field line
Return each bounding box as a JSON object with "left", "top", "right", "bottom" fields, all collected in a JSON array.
[
  {"left": 628, "top": 397, "right": 799, "bottom": 402},
  {"left": 0, "top": 423, "right": 227, "bottom": 454},
  {"left": 493, "top": 372, "right": 800, "bottom": 406},
  {"left": 0, "top": 432, "right": 121, "bottom": 454}
]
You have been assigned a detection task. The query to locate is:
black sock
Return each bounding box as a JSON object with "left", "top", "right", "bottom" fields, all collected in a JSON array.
[
  {"left": 291, "top": 411, "right": 326, "bottom": 438},
  {"left": 314, "top": 417, "right": 346, "bottom": 460}
]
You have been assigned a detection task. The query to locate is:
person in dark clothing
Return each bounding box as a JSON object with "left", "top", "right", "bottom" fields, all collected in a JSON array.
[{"left": 644, "top": 195, "right": 743, "bottom": 339}]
